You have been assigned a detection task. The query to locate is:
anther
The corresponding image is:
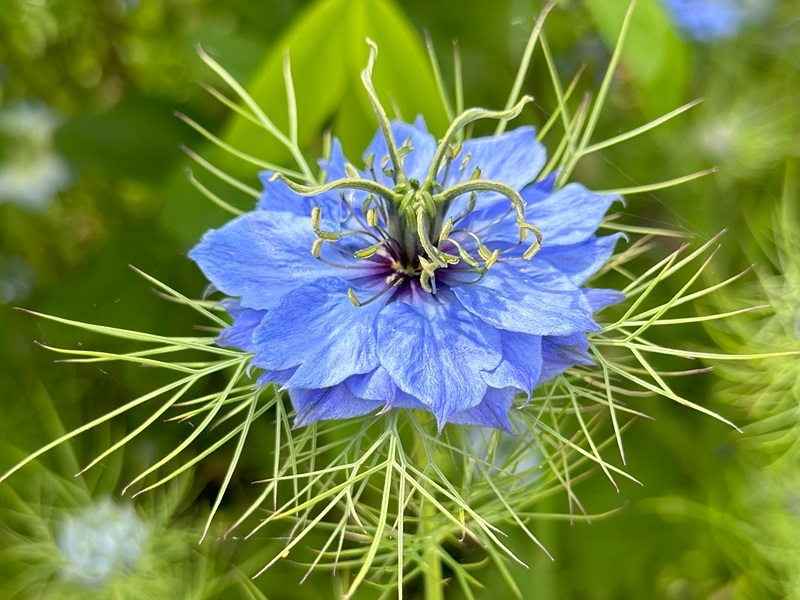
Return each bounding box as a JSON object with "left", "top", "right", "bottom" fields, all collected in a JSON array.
[
  {"left": 347, "top": 287, "right": 361, "bottom": 307},
  {"left": 311, "top": 206, "right": 321, "bottom": 230},
  {"left": 484, "top": 249, "right": 500, "bottom": 270},
  {"left": 446, "top": 238, "right": 480, "bottom": 268},
  {"left": 345, "top": 163, "right": 361, "bottom": 179},
  {"left": 445, "top": 142, "right": 462, "bottom": 160},
  {"left": 418, "top": 255, "right": 436, "bottom": 277},
  {"left": 438, "top": 219, "right": 453, "bottom": 244},
  {"left": 459, "top": 152, "right": 472, "bottom": 172},
  {"left": 366, "top": 208, "right": 378, "bottom": 227},
  {"left": 354, "top": 239, "right": 389, "bottom": 259}
]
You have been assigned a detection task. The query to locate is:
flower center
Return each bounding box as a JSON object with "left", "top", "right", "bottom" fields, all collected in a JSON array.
[
  {"left": 291, "top": 150, "right": 542, "bottom": 306},
  {"left": 271, "top": 42, "right": 544, "bottom": 307}
]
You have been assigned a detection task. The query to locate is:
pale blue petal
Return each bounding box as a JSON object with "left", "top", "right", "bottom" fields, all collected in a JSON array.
[
  {"left": 448, "top": 387, "right": 516, "bottom": 432},
  {"left": 444, "top": 127, "right": 546, "bottom": 218},
  {"left": 538, "top": 334, "right": 595, "bottom": 384},
  {"left": 216, "top": 299, "right": 267, "bottom": 352},
  {"left": 376, "top": 289, "right": 502, "bottom": 424},
  {"left": 256, "top": 367, "right": 296, "bottom": 387},
  {"left": 523, "top": 183, "right": 619, "bottom": 246},
  {"left": 363, "top": 120, "right": 437, "bottom": 183},
  {"left": 534, "top": 171, "right": 558, "bottom": 193},
  {"left": 257, "top": 172, "right": 345, "bottom": 225},
  {"left": 346, "top": 369, "right": 427, "bottom": 410},
  {"left": 318, "top": 138, "right": 348, "bottom": 181},
  {"left": 345, "top": 367, "right": 397, "bottom": 403},
  {"left": 290, "top": 385, "right": 383, "bottom": 428},
  {"left": 482, "top": 330, "right": 542, "bottom": 395},
  {"left": 189, "top": 210, "right": 335, "bottom": 310},
  {"left": 252, "top": 278, "right": 383, "bottom": 389},
  {"left": 444, "top": 127, "right": 545, "bottom": 190},
  {"left": 584, "top": 288, "right": 626, "bottom": 312},
  {"left": 538, "top": 233, "right": 625, "bottom": 285},
  {"left": 453, "top": 262, "right": 599, "bottom": 336}
]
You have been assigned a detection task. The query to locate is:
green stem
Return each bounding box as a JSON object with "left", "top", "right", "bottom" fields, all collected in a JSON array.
[
  {"left": 424, "top": 536, "right": 444, "bottom": 600},
  {"left": 415, "top": 413, "right": 445, "bottom": 600}
]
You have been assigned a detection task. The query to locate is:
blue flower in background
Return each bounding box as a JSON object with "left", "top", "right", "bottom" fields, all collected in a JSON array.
[
  {"left": 661, "top": 0, "right": 744, "bottom": 41},
  {"left": 190, "top": 118, "right": 623, "bottom": 431}
]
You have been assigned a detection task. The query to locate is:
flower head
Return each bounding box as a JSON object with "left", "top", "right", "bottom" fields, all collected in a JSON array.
[
  {"left": 191, "top": 46, "right": 622, "bottom": 431},
  {"left": 190, "top": 108, "right": 623, "bottom": 431}
]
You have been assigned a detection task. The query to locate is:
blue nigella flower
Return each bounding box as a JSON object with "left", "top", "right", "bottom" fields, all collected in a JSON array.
[
  {"left": 661, "top": 0, "right": 745, "bottom": 41},
  {"left": 190, "top": 114, "right": 623, "bottom": 432}
]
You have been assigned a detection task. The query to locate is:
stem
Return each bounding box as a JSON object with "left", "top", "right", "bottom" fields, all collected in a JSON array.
[
  {"left": 424, "top": 537, "right": 445, "bottom": 600},
  {"left": 415, "top": 413, "right": 445, "bottom": 600}
]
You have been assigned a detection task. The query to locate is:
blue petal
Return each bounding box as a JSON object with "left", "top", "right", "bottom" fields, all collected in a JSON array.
[
  {"left": 362, "top": 120, "right": 437, "bottom": 183},
  {"left": 252, "top": 278, "right": 383, "bottom": 388},
  {"left": 444, "top": 127, "right": 546, "bottom": 218},
  {"left": 318, "top": 138, "right": 349, "bottom": 181},
  {"left": 538, "top": 334, "right": 595, "bottom": 384},
  {"left": 448, "top": 387, "right": 516, "bottom": 432},
  {"left": 346, "top": 367, "right": 397, "bottom": 403},
  {"left": 256, "top": 367, "right": 296, "bottom": 387},
  {"left": 290, "top": 384, "right": 383, "bottom": 428},
  {"left": 534, "top": 171, "right": 558, "bottom": 193},
  {"left": 584, "top": 288, "right": 626, "bottom": 313},
  {"left": 257, "top": 172, "right": 344, "bottom": 224},
  {"left": 444, "top": 127, "right": 545, "bottom": 190},
  {"left": 189, "top": 210, "right": 334, "bottom": 310},
  {"left": 538, "top": 233, "right": 625, "bottom": 285},
  {"left": 453, "top": 262, "right": 599, "bottom": 336},
  {"left": 376, "top": 289, "right": 502, "bottom": 425},
  {"left": 216, "top": 299, "right": 267, "bottom": 352},
  {"left": 482, "top": 330, "right": 542, "bottom": 395},
  {"left": 523, "top": 183, "right": 619, "bottom": 246}
]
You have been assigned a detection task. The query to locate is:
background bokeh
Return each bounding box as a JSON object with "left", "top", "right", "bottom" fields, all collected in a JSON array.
[{"left": 1, "top": 0, "right": 798, "bottom": 597}]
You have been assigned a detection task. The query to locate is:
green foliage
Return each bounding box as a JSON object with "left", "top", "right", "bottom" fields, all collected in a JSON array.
[
  {"left": 221, "top": 0, "right": 449, "bottom": 164},
  {"left": 583, "top": 0, "right": 689, "bottom": 118},
  {"left": 2, "top": 0, "right": 800, "bottom": 597}
]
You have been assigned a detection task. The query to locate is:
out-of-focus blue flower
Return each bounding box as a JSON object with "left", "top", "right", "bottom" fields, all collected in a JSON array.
[
  {"left": 57, "top": 499, "right": 148, "bottom": 587},
  {"left": 661, "top": 0, "right": 744, "bottom": 41},
  {"left": 190, "top": 118, "right": 623, "bottom": 431},
  {"left": 0, "top": 101, "right": 71, "bottom": 210}
]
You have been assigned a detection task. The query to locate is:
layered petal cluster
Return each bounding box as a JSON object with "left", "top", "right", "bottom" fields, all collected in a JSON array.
[{"left": 190, "top": 119, "right": 623, "bottom": 431}]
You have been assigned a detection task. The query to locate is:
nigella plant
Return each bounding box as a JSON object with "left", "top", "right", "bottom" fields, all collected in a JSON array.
[
  {"left": 4, "top": 4, "right": 791, "bottom": 598},
  {"left": 189, "top": 41, "right": 623, "bottom": 433}
]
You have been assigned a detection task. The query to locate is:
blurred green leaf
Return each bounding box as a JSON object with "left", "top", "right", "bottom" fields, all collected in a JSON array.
[
  {"left": 55, "top": 95, "right": 193, "bottom": 181},
  {"left": 584, "top": 0, "right": 689, "bottom": 117},
  {"left": 220, "top": 0, "right": 449, "bottom": 174},
  {"left": 163, "top": 0, "right": 449, "bottom": 246}
]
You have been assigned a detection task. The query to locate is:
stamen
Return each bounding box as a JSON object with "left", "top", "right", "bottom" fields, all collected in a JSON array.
[
  {"left": 365, "top": 153, "right": 376, "bottom": 181},
  {"left": 415, "top": 208, "right": 447, "bottom": 268},
  {"left": 354, "top": 239, "right": 391, "bottom": 259},
  {"left": 344, "top": 163, "right": 361, "bottom": 179},
  {"left": 347, "top": 274, "right": 403, "bottom": 307},
  {"left": 449, "top": 192, "right": 478, "bottom": 227},
  {"left": 443, "top": 237, "right": 480, "bottom": 268}
]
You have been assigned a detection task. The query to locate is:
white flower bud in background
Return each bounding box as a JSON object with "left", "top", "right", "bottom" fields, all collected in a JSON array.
[{"left": 57, "top": 499, "right": 149, "bottom": 588}]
